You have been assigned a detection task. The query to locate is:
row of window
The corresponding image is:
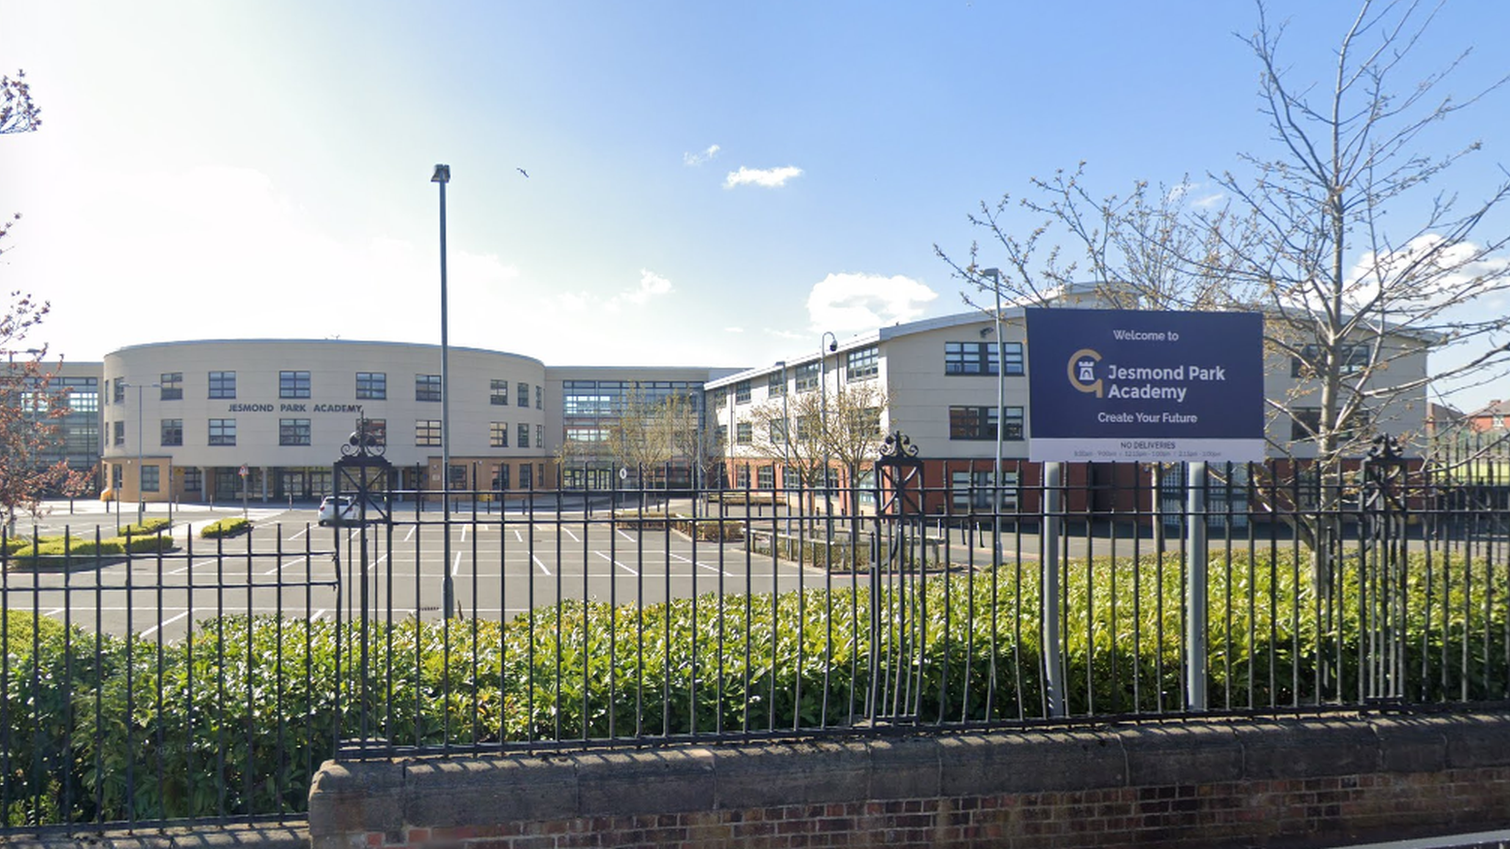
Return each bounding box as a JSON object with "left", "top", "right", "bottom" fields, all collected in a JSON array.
[
  {"left": 117, "top": 418, "right": 546, "bottom": 450},
  {"left": 715, "top": 342, "right": 1026, "bottom": 409},
  {"left": 109, "top": 372, "right": 544, "bottom": 407}
]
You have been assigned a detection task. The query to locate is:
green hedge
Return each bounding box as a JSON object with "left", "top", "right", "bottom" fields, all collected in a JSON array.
[
  {"left": 4, "top": 533, "right": 175, "bottom": 569},
  {"left": 200, "top": 518, "right": 251, "bottom": 538},
  {"left": 2, "top": 548, "right": 1508, "bottom": 826}
]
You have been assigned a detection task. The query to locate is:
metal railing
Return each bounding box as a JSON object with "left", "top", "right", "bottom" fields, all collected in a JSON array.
[{"left": 3, "top": 443, "right": 1510, "bottom": 832}]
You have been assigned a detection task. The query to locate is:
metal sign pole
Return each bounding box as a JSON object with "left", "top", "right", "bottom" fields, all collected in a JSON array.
[
  {"left": 1042, "top": 461, "right": 1066, "bottom": 717},
  {"left": 1185, "top": 461, "right": 1209, "bottom": 711}
]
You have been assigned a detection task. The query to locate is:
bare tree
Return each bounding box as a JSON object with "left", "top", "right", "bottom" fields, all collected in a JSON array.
[
  {"left": 747, "top": 381, "right": 889, "bottom": 500},
  {"left": 1, "top": 70, "right": 41, "bottom": 136},
  {"left": 938, "top": 1, "right": 1510, "bottom": 586},
  {"left": 943, "top": 2, "right": 1510, "bottom": 468}
]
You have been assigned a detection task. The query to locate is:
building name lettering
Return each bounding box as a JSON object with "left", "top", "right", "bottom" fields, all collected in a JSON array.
[{"left": 225, "top": 403, "right": 364, "bottom": 414}]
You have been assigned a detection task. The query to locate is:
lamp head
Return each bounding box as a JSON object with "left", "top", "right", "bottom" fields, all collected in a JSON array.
[
  {"left": 827, "top": 341, "right": 837, "bottom": 352},
  {"left": 431, "top": 164, "right": 451, "bottom": 183}
]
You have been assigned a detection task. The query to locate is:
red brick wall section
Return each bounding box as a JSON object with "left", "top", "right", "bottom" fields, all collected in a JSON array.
[{"left": 308, "top": 714, "right": 1510, "bottom": 849}]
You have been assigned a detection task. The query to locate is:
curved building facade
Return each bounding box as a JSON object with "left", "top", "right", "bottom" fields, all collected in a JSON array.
[{"left": 101, "top": 339, "right": 550, "bottom": 503}]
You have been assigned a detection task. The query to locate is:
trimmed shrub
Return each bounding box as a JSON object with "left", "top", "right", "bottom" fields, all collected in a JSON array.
[{"left": 200, "top": 518, "right": 251, "bottom": 539}]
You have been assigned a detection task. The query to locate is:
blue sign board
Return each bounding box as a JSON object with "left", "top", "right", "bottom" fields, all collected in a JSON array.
[{"left": 1025, "top": 307, "right": 1264, "bottom": 462}]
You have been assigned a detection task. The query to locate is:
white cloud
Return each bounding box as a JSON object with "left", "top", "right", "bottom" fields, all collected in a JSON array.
[
  {"left": 611, "top": 269, "right": 674, "bottom": 307},
  {"left": 1343, "top": 234, "right": 1510, "bottom": 310},
  {"left": 724, "top": 326, "right": 745, "bottom": 334},
  {"left": 805, "top": 272, "right": 938, "bottom": 333},
  {"left": 724, "top": 165, "right": 803, "bottom": 189},
  {"left": 683, "top": 144, "right": 721, "bottom": 166}
]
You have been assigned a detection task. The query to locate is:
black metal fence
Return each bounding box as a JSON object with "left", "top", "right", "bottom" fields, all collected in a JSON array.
[{"left": 4, "top": 439, "right": 1510, "bottom": 833}]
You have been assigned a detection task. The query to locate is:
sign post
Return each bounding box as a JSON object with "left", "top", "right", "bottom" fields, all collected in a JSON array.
[
  {"left": 239, "top": 463, "right": 249, "bottom": 519},
  {"left": 1026, "top": 307, "right": 1264, "bottom": 713}
]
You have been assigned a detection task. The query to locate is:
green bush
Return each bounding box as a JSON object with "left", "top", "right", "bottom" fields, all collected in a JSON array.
[
  {"left": 3, "top": 546, "right": 1509, "bottom": 826},
  {"left": 200, "top": 518, "right": 251, "bottom": 539},
  {"left": 119, "top": 518, "right": 172, "bottom": 536}
]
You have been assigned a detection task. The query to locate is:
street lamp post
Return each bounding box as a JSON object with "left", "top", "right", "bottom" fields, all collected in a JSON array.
[
  {"left": 432, "top": 163, "right": 455, "bottom": 619},
  {"left": 774, "top": 361, "right": 789, "bottom": 532},
  {"left": 127, "top": 381, "right": 160, "bottom": 526},
  {"left": 819, "top": 332, "right": 837, "bottom": 552},
  {"left": 981, "top": 268, "right": 1006, "bottom": 565}
]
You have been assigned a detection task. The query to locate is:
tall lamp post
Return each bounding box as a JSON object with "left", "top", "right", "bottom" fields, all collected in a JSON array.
[
  {"left": 981, "top": 268, "right": 1007, "bottom": 564},
  {"left": 432, "top": 163, "right": 455, "bottom": 619},
  {"left": 126, "top": 381, "right": 160, "bottom": 525},
  {"left": 819, "top": 332, "right": 837, "bottom": 547},
  {"left": 774, "top": 361, "right": 789, "bottom": 530}
]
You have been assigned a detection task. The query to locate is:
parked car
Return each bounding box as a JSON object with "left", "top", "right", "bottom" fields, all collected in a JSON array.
[{"left": 319, "top": 495, "right": 390, "bottom": 526}]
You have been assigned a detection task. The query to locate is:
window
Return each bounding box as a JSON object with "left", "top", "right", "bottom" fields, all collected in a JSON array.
[
  {"left": 208, "top": 418, "right": 236, "bottom": 446},
  {"left": 161, "top": 418, "right": 183, "bottom": 447},
  {"left": 490, "top": 422, "right": 509, "bottom": 448},
  {"left": 769, "top": 418, "right": 787, "bottom": 444},
  {"left": 1289, "top": 407, "right": 1369, "bottom": 441},
  {"left": 69, "top": 387, "right": 99, "bottom": 413},
  {"left": 517, "top": 422, "right": 530, "bottom": 449},
  {"left": 535, "top": 386, "right": 543, "bottom": 410},
  {"left": 847, "top": 406, "right": 883, "bottom": 437},
  {"left": 112, "top": 377, "right": 126, "bottom": 403},
  {"left": 709, "top": 388, "right": 727, "bottom": 410},
  {"left": 141, "top": 465, "right": 160, "bottom": 493},
  {"left": 757, "top": 466, "right": 775, "bottom": 490},
  {"left": 847, "top": 346, "right": 879, "bottom": 381},
  {"left": 796, "top": 415, "right": 818, "bottom": 441},
  {"left": 736, "top": 465, "right": 751, "bottom": 488},
  {"left": 566, "top": 426, "right": 605, "bottom": 442},
  {"left": 1002, "top": 342, "right": 1024, "bottom": 375},
  {"left": 519, "top": 464, "right": 533, "bottom": 489},
  {"left": 160, "top": 373, "right": 183, "bottom": 400},
  {"left": 945, "top": 342, "right": 997, "bottom": 376},
  {"left": 208, "top": 371, "right": 236, "bottom": 399},
  {"left": 416, "top": 374, "right": 442, "bottom": 402},
  {"left": 112, "top": 464, "right": 123, "bottom": 488},
  {"left": 951, "top": 470, "right": 1019, "bottom": 511},
  {"left": 1002, "top": 406, "right": 1024, "bottom": 440},
  {"left": 949, "top": 406, "right": 995, "bottom": 440},
  {"left": 535, "top": 424, "right": 543, "bottom": 448},
  {"left": 1291, "top": 343, "right": 1372, "bottom": 378},
  {"left": 183, "top": 467, "right": 202, "bottom": 493},
  {"left": 449, "top": 464, "right": 469, "bottom": 490},
  {"left": 716, "top": 424, "right": 728, "bottom": 445},
  {"left": 280, "top": 418, "right": 312, "bottom": 446},
  {"left": 768, "top": 370, "right": 786, "bottom": 397},
  {"left": 490, "top": 379, "right": 509, "bottom": 406},
  {"left": 736, "top": 422, "right": 753, "bottom": 445},
  {"left": 493, "top": 464, "right": 511, "bottom": 490},
  {"left": 735, "top": 380, "right": 751, "bottom": 404},
  {"left": 517, "top": 382, "right": 529, "bottom": 407},
  {"left": 280, "top": 370, "right": 311, "bottom": 399},
  {"left": 416, "top": 419, "right": 441, "bottom": 447},
  {"left": 360, "top": 419, "right": 386, "bottom": 447},
  {"left": 113, "top": 420, "right": 125, "bottom": 446},
  {"left": 356, "top": 372, "right": 387, "bottom": 400},
  {"left": 794, "top": 362, "right": 820, "bottom": 392}
]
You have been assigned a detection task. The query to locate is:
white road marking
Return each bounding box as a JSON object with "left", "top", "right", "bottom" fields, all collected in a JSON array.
[
  {"left": 263, "top": 556, "right": 307, "bottom": 576},
  {"left": 141, "top": 611, "right": 189, "bottom": 639},
  {"left": 531, "top": 554, "right": 551, "bottom": 576},
  {"left": 592, "top": 549, "right": 639, "bottom": 576}
]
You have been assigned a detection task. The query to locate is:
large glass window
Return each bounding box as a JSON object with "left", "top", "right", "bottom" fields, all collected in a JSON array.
[
  {"left": 951, "top": 469, "right": 1019, "bottom": 511},
  {"left": 208, "top": 418, "right": 236, "bottom": 446},
  {"left": 535, "top": 386, "right": 543, "bottom": 410},
  {"left": 516, "top": 382, "right": 529, "bottom": 407},
  {"left": 208, "top": 371, "right": 236, "bottom": 399},
  {"left": 416, "top": 374, "right": 442, "bottom": 402},
  {"left": 736, "top": 422, "right": 753, "bottom": 445},
  {"left": 161, "top": 418, "right": 183, "bottom": 447},
  {"left": 360, "top": 418, "right": 386, "bottom": 447},
  {"left": 183, "top": 467, "right": 202, "bottom": 493},
  {"left": 416, "top": 419, "right": 441, "bottom": 447},
  {"left": 356, "top": 372, "right": 387, "bottom": 400},
  {"left": 141, "top": 465, "right": 160, "bottom": 493},
  {"left": 535, "top": 424, "right": 543, "bottom": 448},
  {"left": 794, "top": 362, "right": 820, "bottom": 392},
  {"left": 949, "top": 406, "right": 1024, "bottom": 440},
  {"left": 490, "top": 422, "right": 509, "bottom": 448},
  {"left": 945, "top": 342, "right": 997, "bottom": 376},
  {"left": 519, "top": 464, "right": 533, "bottom": 489},
  {"left": 768, "top": 370, "right": 786, "bottom": 396},
  {"left": 847, "top": 346, "right": 879, "bottom": 381},
  {"left": 160, "top": 372, "right": 183, "bottom": 400},
  {"left": 517, "top": 422, "right": 530, "bottom": 449},
  {"left": 1291, "top": 343, "right": 1372, "bottom": 378},
  {"left": 68, "top": 386, "right": 99, "bottom": 413},
  {"left": 280, "top": 418, "right": 312, "bottom": 446},
  {"left": 490, "top": 379, "right": 510, "bottom": 406},
  {"left": 280, "top": 370, "right": 311, "bottom": 399},
  {"left": 735, "top": 380, "right": 751, "bottom": 404},
  {"left": 113, "top": 377, "right": 126, "bottom": 403},
  {"left": 1002, "top": 342, "right": 1024, "bottom": 375},
  {"left": 112, "top": 420, "right": 125, "bottom": 446}
]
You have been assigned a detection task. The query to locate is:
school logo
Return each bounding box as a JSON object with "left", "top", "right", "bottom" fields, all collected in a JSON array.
[{"left": 1067, "top": 348, "right": 1103, "bottom": 397}]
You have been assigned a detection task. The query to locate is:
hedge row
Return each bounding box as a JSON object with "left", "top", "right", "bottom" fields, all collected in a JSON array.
[{"left": 3, "top": 548, "right": 1508, "bottom": 826}]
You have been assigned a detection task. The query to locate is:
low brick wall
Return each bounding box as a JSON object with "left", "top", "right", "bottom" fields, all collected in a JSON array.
[{"left": 308, "top": 713, "right": 1510, "bottom": 849}]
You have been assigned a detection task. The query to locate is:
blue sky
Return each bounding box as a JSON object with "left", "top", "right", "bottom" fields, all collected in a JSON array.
[{"left": 3, "top": 1, "right": 1509, "bottom": 407}]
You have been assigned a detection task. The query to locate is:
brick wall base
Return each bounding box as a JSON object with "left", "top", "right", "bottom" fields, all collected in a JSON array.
[{"left": 308, "top": 713, "right": 1510, "bottom": 849}]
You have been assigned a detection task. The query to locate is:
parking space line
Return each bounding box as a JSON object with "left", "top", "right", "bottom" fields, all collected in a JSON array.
[
  {"left": 451, "top": 551, "right": 463, "bottom": 576},
  {"left": 563, "top": 526, "right": 581, "bottom": 543},
  {"left": 264, "top": 556, "right": 307, "bottom": 576},
  {"left": 141, "top": 611, "right": 189, "bottom": 639},
  {"left": 531, "top": 554, "right": 551, "bottom": 576},
  {"left": 592, "top": 549, "right": 639, "bottom": 576}
]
